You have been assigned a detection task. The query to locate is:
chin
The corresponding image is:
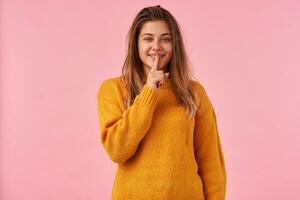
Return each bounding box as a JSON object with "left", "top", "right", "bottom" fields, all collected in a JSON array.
[{"left": 150, "top": 64, "right": 163, "bottom": 69}]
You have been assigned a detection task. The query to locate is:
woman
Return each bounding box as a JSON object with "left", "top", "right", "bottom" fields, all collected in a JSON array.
[{"left": 97, "top": 5, "right": 226, "bottom": 200}]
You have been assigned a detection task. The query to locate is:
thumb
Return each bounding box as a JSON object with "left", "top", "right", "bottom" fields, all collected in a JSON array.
[{"left": 164, "top": 72, "right": 169, "bottom": 78}]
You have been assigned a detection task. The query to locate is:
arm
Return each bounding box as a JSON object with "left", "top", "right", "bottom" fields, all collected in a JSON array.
[
  {"left": 194, "top": 86, "right": 226, "bottom": 200},
  {"left": 97, "top": 80, "right": 159, "bottom": 164}
]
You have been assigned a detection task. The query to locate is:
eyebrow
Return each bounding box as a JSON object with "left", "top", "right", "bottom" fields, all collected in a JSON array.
[{"left": 140, "top": 33, "right": 172, "bottom": 37}]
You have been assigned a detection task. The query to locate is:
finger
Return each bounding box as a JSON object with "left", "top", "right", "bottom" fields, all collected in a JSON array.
[
  {"left": 151, "top": 54, "right": 159, "bottom": 72},
  {"left": 154, "top": 73, "right": 166, "bottom": 80},
  {"left": 156, "top": 74, "right": 168, "bottom": 88},
  {"left": 164, "top": 72, "right": 169, "bottom": 79},
  {"left": 154, "top": 70, "right": 164, "bottom": 74},
  {"left": 156, "top": 80, "right": 163, "bottom": 87}
]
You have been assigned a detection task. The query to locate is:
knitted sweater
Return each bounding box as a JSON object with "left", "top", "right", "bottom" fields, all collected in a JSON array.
[{"left": 97, "top": 76, "right": 226, "bottom": 200}]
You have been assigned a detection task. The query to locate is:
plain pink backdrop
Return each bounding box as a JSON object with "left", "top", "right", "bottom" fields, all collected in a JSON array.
[{"left": 1, "top": 0, "right": 300, "bottom": 199}]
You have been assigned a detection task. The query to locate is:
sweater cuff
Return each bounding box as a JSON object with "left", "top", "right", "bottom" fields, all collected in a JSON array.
[{"left": 135, "top": 84, "right": 159, "bottom": 107}]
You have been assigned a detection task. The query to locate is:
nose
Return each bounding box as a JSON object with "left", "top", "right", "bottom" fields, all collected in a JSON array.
[{"left": 152, "top": 40, "right": 162, "bottom": 52}]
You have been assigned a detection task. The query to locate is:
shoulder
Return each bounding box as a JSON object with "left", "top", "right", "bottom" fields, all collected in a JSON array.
[
  {"left": 188, "top": 79, "right": 213, "bottom": 110},
  {"left": 189, "top": 79, "right": 209, "bottom": 100},
  {"left": 99, "top": 76, "right": 125, "bottom": 88},
  {"left": 189, "top": 79, "right": 206, "bottom": 94},
  {"left": 97, "top": 76, "right": 125, "bottom": 95},
  {"left": 97, "top": 76, "right": 128, "bottom": 109}
]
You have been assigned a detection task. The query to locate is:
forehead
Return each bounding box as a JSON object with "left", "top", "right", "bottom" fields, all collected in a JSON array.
[{"left": 139, "top": 20, "right": 171, "bottom": 36}]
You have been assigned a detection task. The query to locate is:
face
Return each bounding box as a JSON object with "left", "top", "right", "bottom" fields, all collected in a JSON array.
[{"left": 138, "top": 20, "right": 173, "bottom": 75}]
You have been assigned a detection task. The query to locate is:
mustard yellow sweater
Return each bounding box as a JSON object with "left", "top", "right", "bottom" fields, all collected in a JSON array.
[{"left": 97, "top": 76, "right": 226, "bottom": 200}]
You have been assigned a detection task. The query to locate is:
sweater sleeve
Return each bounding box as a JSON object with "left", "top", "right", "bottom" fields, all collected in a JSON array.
[
  {"left": 97, "top": 80, "right": 159, "bottom": 164},
  {"left": 193, "top": 85, "right": 226, "bottom": 200}
]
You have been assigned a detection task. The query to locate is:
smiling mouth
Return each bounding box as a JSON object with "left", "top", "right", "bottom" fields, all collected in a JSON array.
[{"left": 148, "top": 54, "right": 165, "bottom": 59}]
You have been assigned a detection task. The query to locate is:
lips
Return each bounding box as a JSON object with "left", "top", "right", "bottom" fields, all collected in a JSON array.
[{"left": 148, "top": 54, "right": 165, "bottom": 59}]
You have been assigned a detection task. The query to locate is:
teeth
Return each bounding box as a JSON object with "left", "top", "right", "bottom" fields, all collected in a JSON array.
[{"left": 149, "top": 54, "right": 164, "bottom": 58}]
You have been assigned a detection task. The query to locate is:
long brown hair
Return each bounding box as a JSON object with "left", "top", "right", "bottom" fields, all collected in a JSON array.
[{"left": 121, "top": 5, "right": 199, "bottom": 119}]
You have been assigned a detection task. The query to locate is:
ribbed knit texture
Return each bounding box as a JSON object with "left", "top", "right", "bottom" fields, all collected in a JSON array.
[{"left": 97, "top": 76, "right": 226, "bottom": 200}]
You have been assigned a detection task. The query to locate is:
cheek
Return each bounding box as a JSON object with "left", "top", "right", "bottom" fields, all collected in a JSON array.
[
  {"left": 165, "top": 46, "right": 173, "bottom": 56},
  {"left": 139, "top": 42, "right": 149, "bottom": 51},
  {"left": 138, "top": 46, "right": 148, "bottom": 60},
  {"left": 165, "top": 47, "right": 173, "bottom": 61},
  {"left": 163, "top": 43, "right": 173, "bottom": 53}
]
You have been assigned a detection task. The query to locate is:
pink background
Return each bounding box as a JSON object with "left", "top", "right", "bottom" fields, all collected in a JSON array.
[{"left": 1, "top": 0, "right": 300, "bottom": 199}]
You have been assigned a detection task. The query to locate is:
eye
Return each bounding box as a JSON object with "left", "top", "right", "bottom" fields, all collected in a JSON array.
[
  {"left": 162, "top": 38, "right": 171, "bottom": 42},
  {"left": 144, "top": 37, "right": 153, "bottom": 41},
  {"left": 143, "top": 37, "right": 171, "bottom": 42}
]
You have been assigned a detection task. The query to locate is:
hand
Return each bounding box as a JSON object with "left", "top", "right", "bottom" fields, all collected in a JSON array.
[{"left": 146, "top": 55, "right": 169, "bottom": 90}]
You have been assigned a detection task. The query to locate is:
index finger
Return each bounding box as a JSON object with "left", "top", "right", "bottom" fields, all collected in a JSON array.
[{"left": 151, "top": 54, "right": 159, "bottom": 72}]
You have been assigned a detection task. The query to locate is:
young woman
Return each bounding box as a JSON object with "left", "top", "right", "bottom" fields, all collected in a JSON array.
[{"left": 97, "top": 5, "right": 226, "bottom": 200}]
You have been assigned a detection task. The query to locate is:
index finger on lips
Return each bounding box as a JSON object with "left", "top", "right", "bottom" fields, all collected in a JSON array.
[{"left": 151, "top": 54, "right": 159, "bottom": 72}]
